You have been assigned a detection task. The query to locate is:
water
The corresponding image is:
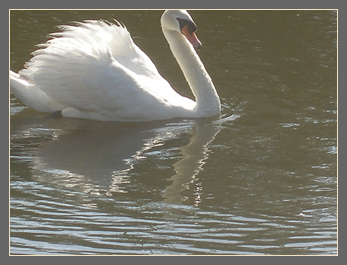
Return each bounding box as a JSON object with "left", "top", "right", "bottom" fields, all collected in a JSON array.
[{"left": 10, "top": 10, "right": 337, "bottom": 255}]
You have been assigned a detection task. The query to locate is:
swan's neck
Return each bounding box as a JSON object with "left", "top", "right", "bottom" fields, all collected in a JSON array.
[{"left": 163, "top": 29, "right": 220, "bottom": 117}]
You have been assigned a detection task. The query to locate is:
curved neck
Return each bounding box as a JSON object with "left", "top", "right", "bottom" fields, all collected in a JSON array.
[{"left": 162, "top": 29, "right": 220, "bottom": 117}]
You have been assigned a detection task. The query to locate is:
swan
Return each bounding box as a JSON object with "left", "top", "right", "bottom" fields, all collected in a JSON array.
[{"left": 10, "top": 10, "right": 220, "bottom": 122}]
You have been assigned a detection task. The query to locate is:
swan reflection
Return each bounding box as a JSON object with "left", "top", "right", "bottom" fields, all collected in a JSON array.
[
  {"left": 11, "top": 113, "right": 237, "bottom": 204},
  {"left": 164, "top": 121, "right": 221, "bottom": 205}
]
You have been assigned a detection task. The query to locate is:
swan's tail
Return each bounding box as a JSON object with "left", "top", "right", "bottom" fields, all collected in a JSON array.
[{"left": 10, "top": 70, "right": 64, "bottom": 113}]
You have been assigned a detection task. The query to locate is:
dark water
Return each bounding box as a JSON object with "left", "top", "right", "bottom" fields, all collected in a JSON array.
[{"left": 10, "top": 10, "right": 337, "bottom": 255}]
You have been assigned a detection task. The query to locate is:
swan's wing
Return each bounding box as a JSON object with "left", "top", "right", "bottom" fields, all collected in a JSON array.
[
  {"left": 18, "top": 20, "right": 174, "bottom": 120},
  {"left": 21, "top": 43, "right": 169, "bottom": 119},
  {"left": 47, "top": 20, "right": 162, "bottom": 79}
]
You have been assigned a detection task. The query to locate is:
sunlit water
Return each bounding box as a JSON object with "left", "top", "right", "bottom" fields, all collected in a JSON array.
[{"left": 10, "top": 10, "right": 337, "bottom": 255}]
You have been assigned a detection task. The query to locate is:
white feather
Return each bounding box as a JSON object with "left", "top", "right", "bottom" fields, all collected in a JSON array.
[{"left": 10, "top": 10, "right": 220, "bottom": 121}]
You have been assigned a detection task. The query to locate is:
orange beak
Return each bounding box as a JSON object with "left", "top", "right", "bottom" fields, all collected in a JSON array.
[{"left": 181, "top": 25, "right": 202, "bottom": 49}]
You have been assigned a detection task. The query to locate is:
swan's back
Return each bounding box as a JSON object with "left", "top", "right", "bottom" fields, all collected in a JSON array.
[{"left": 14, "top": 20, "right": 194, "bottom": 121}]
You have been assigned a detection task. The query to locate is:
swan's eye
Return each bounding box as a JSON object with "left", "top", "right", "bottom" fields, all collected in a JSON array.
[{"left": 177, "top": 18, "right": 197, "bottom": 34}]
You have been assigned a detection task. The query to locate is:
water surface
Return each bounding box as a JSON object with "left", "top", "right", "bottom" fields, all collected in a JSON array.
[{"left": 10, "top": 10, "right": 337, "bottom": 255}]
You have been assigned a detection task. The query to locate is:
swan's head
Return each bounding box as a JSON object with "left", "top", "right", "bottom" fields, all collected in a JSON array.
[{"left": 161, "top": 10, "right": 202, "bottom": 49}]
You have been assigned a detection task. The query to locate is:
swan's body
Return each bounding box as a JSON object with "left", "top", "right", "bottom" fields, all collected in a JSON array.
[{"left": 10, "top": 10, "right": 220, "bottom": 121}]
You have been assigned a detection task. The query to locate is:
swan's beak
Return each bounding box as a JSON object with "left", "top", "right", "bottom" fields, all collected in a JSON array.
[{"left": 181, "top": 25, "right": 202, "bottom": 49}]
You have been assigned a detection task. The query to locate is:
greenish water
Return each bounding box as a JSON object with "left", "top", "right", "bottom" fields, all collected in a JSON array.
[{"left": 10, "top": 10, "right": 337, "bottom": 255}]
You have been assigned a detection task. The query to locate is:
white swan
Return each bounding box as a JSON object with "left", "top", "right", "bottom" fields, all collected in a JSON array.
[{"left": 10, "top": 10, "right": 220, "bottom": 122}]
